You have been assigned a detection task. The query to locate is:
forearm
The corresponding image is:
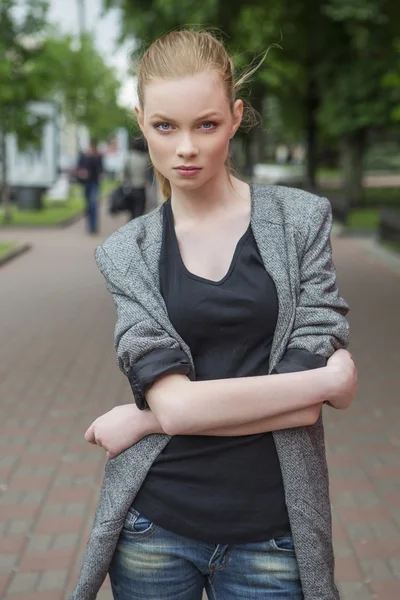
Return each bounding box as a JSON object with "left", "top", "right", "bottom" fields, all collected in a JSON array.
[
  {"left": 185, "top": 404, "right": 321, "bottom": 436},
  {"left": 147, "top": 367, "right": 335, "bottom": 435},
  {"left": 144, "top": 402, "right": 320, "bottom": 438}
]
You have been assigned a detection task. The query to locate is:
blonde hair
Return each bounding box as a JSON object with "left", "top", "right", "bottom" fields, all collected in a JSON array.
[{"left": 136, "top": 29, "right": 266, "bottom": 199}]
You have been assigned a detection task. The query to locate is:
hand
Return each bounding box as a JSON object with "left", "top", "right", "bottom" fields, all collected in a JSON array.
[
  {"left": 326, "top": 349, "right": 358, "bottom": 410},
  {"left": 77, "top": 168, "right": 88, "bottom": 180},
  {"left": 84, "top": 404, "right": 163, "bottom": 459}
]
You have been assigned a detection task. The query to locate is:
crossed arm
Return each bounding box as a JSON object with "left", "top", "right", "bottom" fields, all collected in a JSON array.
[{"left": 87, "top": 199, "right": 356, "bottom": 457}]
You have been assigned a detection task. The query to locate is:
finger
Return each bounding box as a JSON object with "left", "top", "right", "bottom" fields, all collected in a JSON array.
[{"left": 84, "top": 423, "right": 96, "bottom": 444}]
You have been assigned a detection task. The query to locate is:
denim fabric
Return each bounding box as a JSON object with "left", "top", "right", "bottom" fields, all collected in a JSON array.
[
  {"left": 109, "top": 507, "right": 303, "bottom": 600},
  {"left": 84, "top": 182, "right": 99, "bottom": 233}
]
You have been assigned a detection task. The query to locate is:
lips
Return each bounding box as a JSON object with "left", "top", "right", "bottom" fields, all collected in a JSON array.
[
  {"left": 174, "top": 166, "right": 201, "bottom": 170},
  {"left": 174, "top": 166, "right": 202, "bottom": 177}
]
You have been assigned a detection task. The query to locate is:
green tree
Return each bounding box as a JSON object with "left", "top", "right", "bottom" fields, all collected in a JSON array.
[
  {"left": 43, "top": 32, "right": 127, "bottom": 142},
  {"left": 0, "top": 0, "right": 53, "bottom": 222},
  {"left": 105, "top": 0, "right": 400, "bottom": 200},
  {"left": 318, "top": 0, "right": 400, "bottom": 205}
]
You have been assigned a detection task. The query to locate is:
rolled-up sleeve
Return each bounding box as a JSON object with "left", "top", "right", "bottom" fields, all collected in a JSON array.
[
  {"left": 272, "top": 348, "right": 327, "bottom": 375},
  {"left": 95, "top": 245, "right": 194, "bottom": 410},
  {"left": 128, "top": 347, "right": 192, "bottom": 410}
]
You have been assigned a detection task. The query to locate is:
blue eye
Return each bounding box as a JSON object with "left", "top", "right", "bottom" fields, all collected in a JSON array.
[
  {"left": 201, "top": 121, "right": 217, "bottom": 130},
  {"left": 154, "top": 123, "right": 172, "bottom": 132}
]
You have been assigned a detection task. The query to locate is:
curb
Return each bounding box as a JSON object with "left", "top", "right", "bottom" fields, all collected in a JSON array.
[
  {"left": 0, "top": 194, "right": 109, "bottom": 230},
  {"left": 359, "top": 237, "right": 400, "bottom": 277},
  {"left": 0, "top": 211, "right": 85, "bottom": 230},
  {"left": 0, "top": 243, "right": 32, "bottom": 268},
  {"left": 332, "top": 221, "right": 377, "bottom": 239}
]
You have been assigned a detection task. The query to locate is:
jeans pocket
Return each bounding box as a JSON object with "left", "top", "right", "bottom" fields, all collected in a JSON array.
[
  {"left": 120, "top": 507, "right": 156, "bottom": 542},
  {"left": 270, "top": 535, "right": 296, "bottom": 553}
]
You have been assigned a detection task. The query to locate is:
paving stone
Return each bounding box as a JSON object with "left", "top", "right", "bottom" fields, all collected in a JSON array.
[
  {"left": 361, "top": 558, "right": 394, "bottom": 579},
  {"left": 6, "top": 521, "right": 33, "bottom": 536},
  {"left": 0, "top": 554, "right": 18, "bottom": 572},
  {"left": 389, "top": 557, "right": 400, "bottom": 579},
  {"left": 7, "top": 572, "right": 40, "bottom": 594},
  {"left": 37, "top": 570, "right": 68, "bottom": 592},
  {"left": 26, "top": 534, "right": 52, "bottom": 552},
  {"left": 52, "top": 533, "right": 80, "bottom": 551},
  {"left": 337, "top": 581, "right": 373, "bottom": 600}
]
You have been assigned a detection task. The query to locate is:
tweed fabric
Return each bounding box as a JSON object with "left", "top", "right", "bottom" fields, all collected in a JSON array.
[{"left": 69, "top": 184, "right": 349, "bottom": 600}]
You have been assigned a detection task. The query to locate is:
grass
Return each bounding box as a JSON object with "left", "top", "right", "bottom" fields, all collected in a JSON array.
[
  {"left": 318, "top": 186, "right": 400, "bottom": 207},
  {"left": 0, "top": 242, "right": 18, "bottom": 259},
  {"left": 0, "top": 179, "right": 116, "bottom": 227},
  {"left": 382, "top": 241, "right": 400, "bottom": 255},
  {"left": 317, "top": 168, "right": 342, "bottom": 179},
  {"left": 317, "top": 186, "right": 400, "bottom": 232},
  {"left": 346, "top": 208, "right": 380, "bottom": 230}
]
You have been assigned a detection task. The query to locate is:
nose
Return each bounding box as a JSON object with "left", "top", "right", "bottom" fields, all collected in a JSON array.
[{"left": 176, "top": 133, "right": 198, "bottom": 159}]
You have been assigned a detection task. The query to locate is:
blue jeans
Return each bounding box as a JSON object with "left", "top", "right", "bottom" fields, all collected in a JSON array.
[
  {"left": 83, "top": 181, "right": 99, "bottom": 233},
  {"left": 109, "top": 507, "right": 303, "bottom": 600}
]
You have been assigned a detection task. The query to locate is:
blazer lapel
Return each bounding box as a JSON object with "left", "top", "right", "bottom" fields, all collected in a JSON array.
[
  {"left": 128, "top": 206, "right": 195, "bottom": 367},
  {"left": 250, "top": 184, "right": 295, "bottom": 370}
]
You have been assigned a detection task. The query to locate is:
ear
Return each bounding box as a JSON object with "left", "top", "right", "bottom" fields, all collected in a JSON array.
[
  {"left": 230, "top": 99, "right": 243, "bottom": 138},
  {"left": 135, "top": 106, "right": 144, "bottom": 133}
]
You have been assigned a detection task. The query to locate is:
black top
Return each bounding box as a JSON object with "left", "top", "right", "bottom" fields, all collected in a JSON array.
[
  {"left": 133, "top": 199, "right": 290, "bottom": 544},
  {"left": 78, "top": 153, "right": 103, "bottom": 183}
]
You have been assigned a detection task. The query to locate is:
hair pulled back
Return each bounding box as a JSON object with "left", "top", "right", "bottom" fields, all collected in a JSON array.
[{"left": 136, "top": 29, "right": 263, "bottom": 199}]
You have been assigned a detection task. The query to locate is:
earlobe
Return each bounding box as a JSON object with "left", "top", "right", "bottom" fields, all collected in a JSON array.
[
  {"left": 231, "top": 99, "right": 243, "bottom": 138},
  {"left": 135, "top": 106, "right": 144, "bottom": 132}
]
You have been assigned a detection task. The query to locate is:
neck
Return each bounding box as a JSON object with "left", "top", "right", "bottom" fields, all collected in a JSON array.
[{"left": 170, "top": 171, "right": 250, "bottom": 224}]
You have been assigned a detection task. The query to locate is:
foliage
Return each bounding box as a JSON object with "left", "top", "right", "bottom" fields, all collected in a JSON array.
[
  {"left": 42, "top": 33, "right": 127, "bottom": 141},
  {"left": 0, "top": 0, "right": 53, "bottom": 146},
  {"left": 104, "top": 0, "right": 400, "bottom": 198},
  {"left": 318, "top": 0, "right": 400, "bottom": 136},
  {"left": 0, "top": 242, "right": 17, "bottom": 258},
  {"left": 0, "top": 1, "right": 126, "bottom": 151}
]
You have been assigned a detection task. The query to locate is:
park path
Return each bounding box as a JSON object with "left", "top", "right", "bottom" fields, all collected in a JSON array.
[{"left": 0, "top": 194, "right": 399, "bottom": 600}]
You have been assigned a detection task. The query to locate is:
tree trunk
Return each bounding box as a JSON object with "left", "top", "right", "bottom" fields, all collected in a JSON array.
[
  {"left": 0, "top": 128, "right": 11, "bottom": 224},
  {"left": 340, "top": 129, "right": 367, "bottom": 207},
  {"left": 243, "top": 137, "right": 256, "bottom": 177},
  {"left": 304, "top": 76, "right": 319, "bottom": 191},
  {"left": 252, "top": 93, "right": 266, "bottom": 164}
]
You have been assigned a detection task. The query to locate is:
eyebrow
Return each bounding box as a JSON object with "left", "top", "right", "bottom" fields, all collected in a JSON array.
[{"left": 149, "top": 111, "right": 224, "bottom": 121}]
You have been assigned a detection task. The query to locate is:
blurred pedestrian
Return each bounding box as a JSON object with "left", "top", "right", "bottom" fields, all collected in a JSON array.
[
  {"left": 120, "top": 136, "right": 149, "bottom": 221},
  {"left": 72, "top": 30, "right": 357, "bottom": 600},
  {"left": 76, "top": 138, "right": 103, "bottom": 234}
]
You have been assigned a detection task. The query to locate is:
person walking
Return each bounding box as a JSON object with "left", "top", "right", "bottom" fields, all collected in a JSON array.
[
  {"left": 70, "top": 30, "right": 357, "bottom": 600},
  {"left": 76, "top": 138, "right": 103, "bottom": 234},
  {"left": 120, "top": 137, "right": 149, "bottom": 221}
]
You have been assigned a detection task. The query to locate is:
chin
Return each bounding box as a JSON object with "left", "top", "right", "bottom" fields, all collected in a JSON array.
[{"left": 171, "top": 174, "right": 206, "bottom": 188}]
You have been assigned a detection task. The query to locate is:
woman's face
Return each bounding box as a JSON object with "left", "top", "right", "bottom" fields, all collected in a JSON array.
[{"left": 136, "top": 71, "right": 243, "bottom": 191}]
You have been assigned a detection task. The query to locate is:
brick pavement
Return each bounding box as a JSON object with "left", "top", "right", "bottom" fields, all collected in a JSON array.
[{"left": 0, "top": 201, "right": 399, "bottom": 599}]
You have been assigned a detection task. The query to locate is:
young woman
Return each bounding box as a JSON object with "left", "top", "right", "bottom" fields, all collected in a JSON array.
[{"left": 70, "top": 30, "right": 357, "bottom": 600}]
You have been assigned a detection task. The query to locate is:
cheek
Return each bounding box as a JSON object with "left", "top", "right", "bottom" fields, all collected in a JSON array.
[
  {"left": 144, "top": 130, "right": 171, "bottom": 164},
  {"left": 205, "top": 133, "right": 230, "bottom": 163}
]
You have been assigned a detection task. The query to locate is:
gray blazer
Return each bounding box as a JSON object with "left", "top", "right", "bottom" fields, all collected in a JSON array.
[{"left": 69, "top": 184, "right": 350, "bottom": 600}]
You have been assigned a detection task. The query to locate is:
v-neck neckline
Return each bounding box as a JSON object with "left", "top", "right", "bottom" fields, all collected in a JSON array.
[{"left": 165, "top": 183, "right": 254, "bottom": 286}]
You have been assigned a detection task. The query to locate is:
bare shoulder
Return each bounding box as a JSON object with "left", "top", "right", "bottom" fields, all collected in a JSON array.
[{"left": 95, "top": 204, "right": 163, "bottom": 274}]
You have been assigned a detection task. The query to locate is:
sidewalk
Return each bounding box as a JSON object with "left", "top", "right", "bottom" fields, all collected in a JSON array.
[{"left": 0, "top": 201, "right": 399, "bottom": 600}]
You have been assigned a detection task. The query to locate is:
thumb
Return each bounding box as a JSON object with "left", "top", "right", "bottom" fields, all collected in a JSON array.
[{"left": 84, "top": 422, "right": 96, "bottom": 444}]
